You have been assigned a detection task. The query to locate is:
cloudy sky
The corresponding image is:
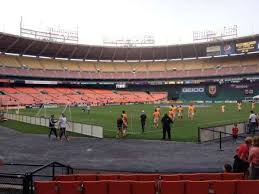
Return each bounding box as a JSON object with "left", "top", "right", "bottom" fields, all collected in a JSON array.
[{"left": 0, "top": 0, "right": 258, "bottom": 45}]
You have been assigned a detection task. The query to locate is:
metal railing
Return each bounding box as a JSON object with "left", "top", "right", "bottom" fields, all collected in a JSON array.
[
  {"left": 0, "top": 162, "right": 73, "bottom": 194},
  {"left": 198, "top": 121, "right": 247, "bottom": 143}
]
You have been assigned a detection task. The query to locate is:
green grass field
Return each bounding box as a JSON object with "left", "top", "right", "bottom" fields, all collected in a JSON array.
[{"left": 1, "top": 103, "right": 257, "bottom": 142}]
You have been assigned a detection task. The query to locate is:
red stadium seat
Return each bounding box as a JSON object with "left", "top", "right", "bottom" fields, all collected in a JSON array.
[
  {"left": 108, "top": 181, "right": 131, "bottom": 194},
  {"left": 54, "top": 175, "right": 76, "bottom": 181},
  {"left": 199, "top": 173, "right": 222, "bottom": 180},
  {"left": 34, "top": 181, "right": 57, "bottom": 194},
  {"left": 185, "top": 181, "right": 209, "bottom": 194},
  {"left": 210, "top": 180, "right": 236, "bottom": 194},
  {"left": 137, "top": 174, "right": 160, "bottom": 181},
  {"left": 83, "top": 181, "right": 108, "bottom": 194},
  {"left": 75, "top": 174, "right": 97, "bottom": 181},
  {"left": 221, "top": 173, "right": 244, "bottom": 180},
  {"left": 98, "top": 174, "right": 119, "bottom": 180},
  {"left": 119, "top": 174, "right": 137, "bottom": 181},
  {"left": 58, "top": 181, "right": 83, "bottom": 194},
  {"left": 131, "top": 181, "right": 156, "bottom": 194},
  {"left": 160, "top": 181, "right": 185, "bottom": 194},
  {"left": 161, "top": 175, "right": 181, "bottom": 181},
  {"left": 236, "top": 180, "right": 259, "bottom": 194},
  {"left": 180, "top": 174, "right": 201, "bottom": 181}
]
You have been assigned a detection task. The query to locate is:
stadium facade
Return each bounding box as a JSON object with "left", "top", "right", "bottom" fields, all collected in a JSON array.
[{"left": 0, "top": 32, "right": 259, "bottom": 105}]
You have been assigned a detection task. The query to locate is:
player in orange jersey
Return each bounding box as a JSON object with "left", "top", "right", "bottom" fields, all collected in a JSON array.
[
  {"left": 188, "top": 104, "right": 195, "bottom": 120},
  {"left": 168, "top": 105, "right": 174, "bottom": 120},
  {"left": 121, "top": 110, "right": 128, "bottom": 136},
  {"left": 156, "top": 106, "right": 161, "bottom": 115},
  {"left": 238, "top": 102, "right": 242, "bottom": 112},
  {"left": 153, "top": 109, "right": 160, "bottom": 128},
  {"left": 252, "top": 101, "right": 256, "bottom": 110},
  {"left": 221, "top": 104, "right": 225, "bottom": 113},
  {"left": 178, "top": 105, "right": 183, "bottom": 119},
  {"left": 172, "top": 106, "right": 177, "bottom": 120}
]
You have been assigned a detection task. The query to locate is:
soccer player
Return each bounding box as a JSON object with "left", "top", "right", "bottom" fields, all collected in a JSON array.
[
  {"left": 237, "top": 102, "right": 242, "bottom": 112},
  {"left": 153, "top": 109, "right": 160, "bottom": 128},
  {"left": 178, "top": 105, "right": 183, "bottom": 119},
  {"left": 252, "top": 101, "right": 256, "bottom": 110},
  {"left": 156, "top": 106, "right": 161, "bottom": 115},
  {"left": 86, "top": 104, "right": 91, "bottom": 114},
  {"left": 221, "top": 104, "right": 225, "bottom": 113},
  {"left": 48, "top": 114, "right": 58, "bottom": 140},
  {"left": 188, "top": 104, "right": 195, "bottom": 120},
  {"left": 168, "top": 105, "right": 174, "bottom": 120},
  {"left": 140, "top": 110, "right": 147, "bottom": 133},
  {"left": 122, "top": 110, "right": 128, "bottom": 136},
  {"left": 172, "top": 105, "right": 177, "bottom": 120},
  {"left": 116, "top": 115, "right": 123, "bottom": 138},
  {"left": 59, "top": 113, "right": 70, "bottom": 141}
]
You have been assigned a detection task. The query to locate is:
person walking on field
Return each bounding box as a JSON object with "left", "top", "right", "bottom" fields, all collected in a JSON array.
[
  {"left": 161, "top": 113, "right": 173, "bottom": 140},
  {"left": 49, "top": 114, "right": 58, "bottom": 140},
  {"left": 86, "top": 104, "right": 91, "bottom": 114},
  {"left": 59, "top": 113, "right": 70, "bottom": 141},
  {"left": 153, "top": 109, "right": 160, "bottom": 128},
  {"left": 116, "top": 115, "right": 123, "bottom": 138},
  {"left": 122, "top": 110, "right": 128, "bottom": 137},
  {"left": 178, "top": 105, "right": 183, "bottom": 119},
  {"left": 188, "top": 104, "right": 195, "bottom": 120},
  {"left": 140, "top": 110, "right": 147, "bottom": 133}
]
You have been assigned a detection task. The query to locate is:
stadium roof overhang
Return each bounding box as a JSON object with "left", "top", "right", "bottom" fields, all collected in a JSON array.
[{"left": 0, "top": 32, "right": 259, "bottom": 61}]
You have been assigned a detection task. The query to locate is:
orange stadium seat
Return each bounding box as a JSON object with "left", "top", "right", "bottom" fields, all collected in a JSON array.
[
  {"left": 199, "top": 173, "right": 222, "bottom": 181},
  {"left": 131, "top": 181, "right": 156, "bottom": 194},
  {"left": 185, "top": 181, "right": 210, "bottom": 194},
  {"left": 75, "top": 174, "right": 97, "bottom": 181},
  {"left": 161, "top": 175, "right": 181, "bottom": 181},
  {"left": 221, "top": 173, "right": 244, "bottom": 180},
  {"left": 119, "top": 174, "right": 138, "bottom": 181},
  {"left": 210, "top": 180, "right": 236, "bottom": 194},
  {"left": 34, "top": 181, "right": 57, "bottom": 194},
  {"left": 160, "top": 181, "right": 185, "bottom": 194},
  {"left": 57, "top": 181, "right": 83, "bottom": 194},
  {"left": 136, "top": 174, "right": 160, "bottom": 181},
  {"left": 83, "top": 181, "right": 108, "bottom": 194},
  {"left": 236, "top": 180, "right": 259, "bottom": 194},
  {"left": 98, "top": 174, "right": 119, "bottom": 181},
  {"left": 108, "top": 181, "right": 131, "bottom": 194},
  {"left": 180, "top": 174, "right": 201, "bottom": 181}
]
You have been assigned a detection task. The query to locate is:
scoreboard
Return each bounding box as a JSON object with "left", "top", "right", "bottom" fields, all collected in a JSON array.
[{"left": 236, "top": 41, "right": 257, "bottom": 53}]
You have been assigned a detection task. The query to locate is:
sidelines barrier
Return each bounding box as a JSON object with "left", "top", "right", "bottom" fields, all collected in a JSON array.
[
  {"left": 198, "top": 121, "right": 247, "bottom": 143},
  {"left": 3, "top": 113, "right": 103, "bottom": 138}
]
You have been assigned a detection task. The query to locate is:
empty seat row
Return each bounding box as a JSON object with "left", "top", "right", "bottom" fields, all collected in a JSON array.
[
  {"left": 34, "top": 180, "right": 259, "bottom": 194},
  {"left": 54, "top": 173, "right": 244, "bottom": 182}
]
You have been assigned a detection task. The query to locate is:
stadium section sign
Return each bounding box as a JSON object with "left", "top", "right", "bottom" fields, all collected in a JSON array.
[{"left": 182, "top": 87, "right": 205, "bottom": 93}]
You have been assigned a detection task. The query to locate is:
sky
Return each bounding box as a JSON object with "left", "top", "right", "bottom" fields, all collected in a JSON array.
[{"left": 0, "top": 0, "right": 258, "bottom": 45}]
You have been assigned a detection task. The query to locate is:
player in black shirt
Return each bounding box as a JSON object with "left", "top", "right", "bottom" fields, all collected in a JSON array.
[
  {"left": 140, "top": 110, "right": 147, "bottom": 133},
  {"left": 49, "top": 114, "right": 58, "bottom": 140},
  {"left": 116, "top": 115, "right": 123, "bottom": 138}
]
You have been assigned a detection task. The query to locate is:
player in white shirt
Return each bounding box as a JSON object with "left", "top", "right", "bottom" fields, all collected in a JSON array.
[
  {"left": 249, "top": 111, "right": 258, "bottom": 134},
  {"left": 59, "top": 113, "right": 70, "bottom": 141}
]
